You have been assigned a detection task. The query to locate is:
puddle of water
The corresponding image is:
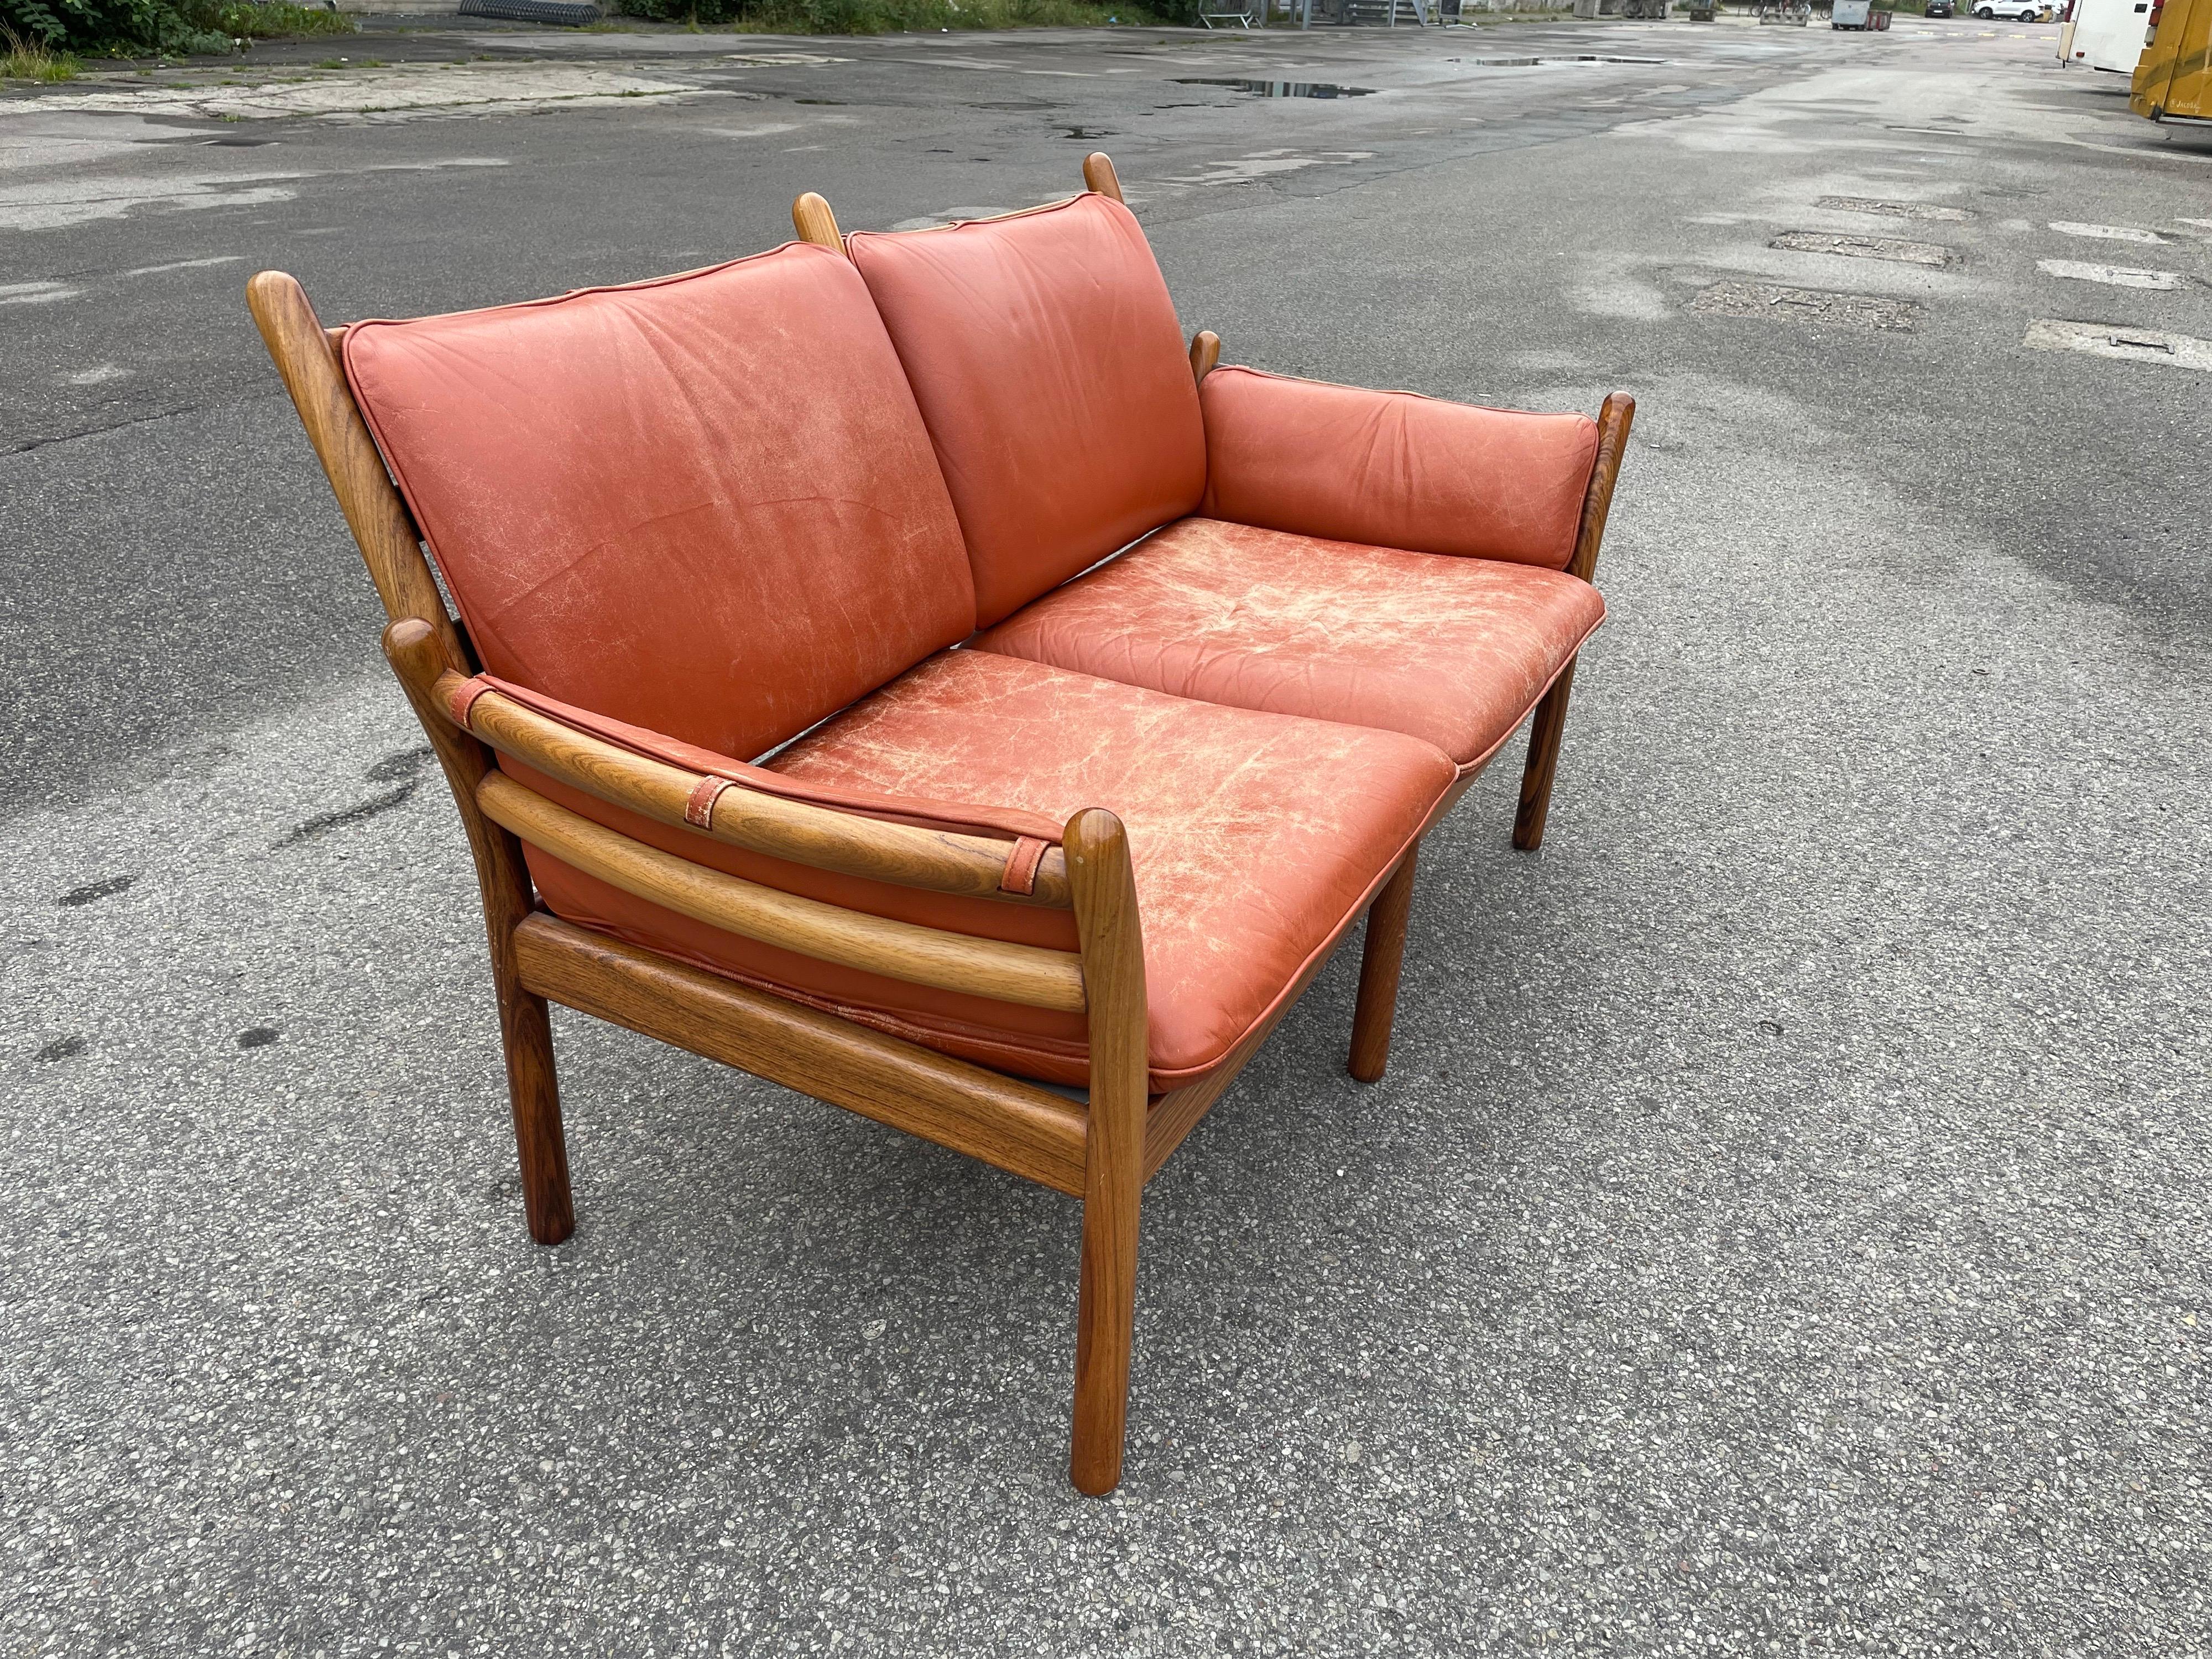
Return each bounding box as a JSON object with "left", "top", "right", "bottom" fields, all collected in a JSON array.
[{"left": 1172, "top": 77, "right": 1377, "bottom": 97}]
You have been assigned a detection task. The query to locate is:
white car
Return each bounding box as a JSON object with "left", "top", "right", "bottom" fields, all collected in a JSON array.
[{"left": 1975, "top": 0, "right": 2050, "bottom": 16}]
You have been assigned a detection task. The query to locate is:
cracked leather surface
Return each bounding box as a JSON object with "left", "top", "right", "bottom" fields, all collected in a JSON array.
[
  {"left": 1200, "top": 366, "right": 1600, "bottom": 570},
  {"left": 758, "top": 649, "right": 1456, "bottom": 1089},
  {"left": 974, "top": 517, "right": 1606, "bottom": 768},
  {"left": 343, "top": 243, "right": 978, "bottom": 764},
  {"left": 849, "top": 194, "right": 1207, "bottom": 628}
]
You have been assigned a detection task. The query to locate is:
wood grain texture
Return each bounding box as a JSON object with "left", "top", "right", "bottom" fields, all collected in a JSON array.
[
  {"left": 514, "top": 915, "right": 1089, "bottom": 1196},
  {"left": 1348, "top": 848, "right": 1417, "bottom": 1083},
  {"left": 246, "top": 273, "right": 462, "bottom": 661},
  {"left": 1188, "top": 330, "right": 1222, "bottom": 384},
  {"left": 1064, "top": 807, "right": 1147, "bottom": 1496},
  {"left": 1568, "top": 391, "right": 1635, "bottom": 585},
  {"left": 1516, "top": 389, "right": 1632, "bottom": 851},
  {"left": 478, "top": 773, "right": 1089, "bottom": 1014},
  {"left": 448, "top": 677, "right": 1071, "bottom": 908},
  {"left": 1081, "top": 152, "right": 1125, "bottom": 202},
  {"left": 791, "top": 192, "right": 846, "bottom": 253},
  {"left": 384, "top": 622, "right": 575, "bottom": 1245}
]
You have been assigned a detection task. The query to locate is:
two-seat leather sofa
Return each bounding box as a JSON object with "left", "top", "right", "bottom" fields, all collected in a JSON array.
[{"left": 246, "top": 153, "right": 1631, "bottom": 1495}]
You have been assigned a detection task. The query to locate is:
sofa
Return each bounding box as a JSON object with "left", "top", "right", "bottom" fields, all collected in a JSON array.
[{"left": 246, "top": 152, "right": 1631, "bottom": 1495}]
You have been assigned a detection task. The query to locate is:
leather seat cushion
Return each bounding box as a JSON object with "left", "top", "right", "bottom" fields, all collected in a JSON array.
[
  {"left": 972, "top": 518, "right": 1606, "bottom": 770},
  {"left": 343, "top": 243, "right": 977, "bottom": 764},
  {"left": 848, "top": 194, "right": 1207, "bottom": 628},
  {"left": 528, "top": 649, "right": 1454, "bottom": 1092}
]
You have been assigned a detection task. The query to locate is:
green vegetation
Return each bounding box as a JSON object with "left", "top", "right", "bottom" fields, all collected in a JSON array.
[
  {"left": 619, "top": 0, "right": 1156, "bottom": 31},
  {"left": 1, "top": 0, "right": 349, "bottom": 56},
  {"left": 2, "top": 19, "right": 80, "bottom": 71}
]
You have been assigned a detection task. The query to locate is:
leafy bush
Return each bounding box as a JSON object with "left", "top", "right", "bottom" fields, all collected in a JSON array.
[
  {"left": 619, "top": 0, "right": 1150, "bottom": 30},
  {"left": 1, "top": 0, "right": 348, "bottom": 53}
]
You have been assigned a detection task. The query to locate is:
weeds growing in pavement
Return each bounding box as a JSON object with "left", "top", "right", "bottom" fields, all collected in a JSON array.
[{"left": 2, "top": 19, "right": 80, "bottom": 74}]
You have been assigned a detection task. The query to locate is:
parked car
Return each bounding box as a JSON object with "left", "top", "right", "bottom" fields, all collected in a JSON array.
[
  {"left": 1926, "top": 0, "right": 1955, "bottom": 13},
  {"left": 1975, "top": 0, "right": 2049, "bottom": 15}
]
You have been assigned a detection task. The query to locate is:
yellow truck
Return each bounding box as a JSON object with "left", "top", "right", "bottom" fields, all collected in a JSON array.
[{"left": 2133, "top": 0, "right": 2212, "bottom": 119}]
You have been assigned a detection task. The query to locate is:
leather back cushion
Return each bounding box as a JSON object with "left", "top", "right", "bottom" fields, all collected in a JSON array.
[
  {"left": 1199, "top": 367, "right": 1600, "bottom": 570},
  {"left": 848, "top": 195, "right": 1207, "bottom": 627},
  {"left": 344, "top": 244, "right": 977, "bottom": 762}
]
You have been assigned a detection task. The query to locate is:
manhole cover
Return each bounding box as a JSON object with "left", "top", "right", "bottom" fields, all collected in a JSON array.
[
  {"left": 1770, "top": 231, "right": 1955, "bottom": 267},
  {"left": 1815, "top": 196, "right": 1972, "bottom": 223},
  {"left": 1692, "top": 281, "right": 1924, "bottom": 332}
]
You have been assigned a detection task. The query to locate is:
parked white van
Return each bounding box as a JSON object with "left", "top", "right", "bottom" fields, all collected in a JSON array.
[{"left": 2059, "top": 0, "right": 2153, "bottom": 72}]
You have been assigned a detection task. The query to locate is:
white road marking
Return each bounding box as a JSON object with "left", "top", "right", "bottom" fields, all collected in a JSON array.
[
  {"left": 2049, "top": 220, "right": 2170, "bottom": 245},
  {"left": 2037, "top": 259, "right": 2188, "bottom": 290},
  {"left": 67, "top": 364, "right": 129, "bottom": 385},
  {"left": 2024, "top": 318, "right": 2212, "bottom": 371},
  {"left": 0, "top": 279, "right": 77, "bottom": 305},
  {"left": 120, "top": 255, "right": 247, "bottom": 278}
]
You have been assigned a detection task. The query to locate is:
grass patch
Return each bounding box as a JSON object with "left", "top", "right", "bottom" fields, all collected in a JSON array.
[
  {"left": 2, "top": 21, "right": 80, "bottom": 74},
  {"left": 188, "top": 0, "right": 354, "bottom": 36},
  {"left": 622, "top": 0, "right": 1151, "bottom": 31}
]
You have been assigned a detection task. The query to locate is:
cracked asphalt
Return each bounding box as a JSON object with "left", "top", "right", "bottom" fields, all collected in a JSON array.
[{"left": 3, "top": 12, "right": 2208, "bottom": 1656}]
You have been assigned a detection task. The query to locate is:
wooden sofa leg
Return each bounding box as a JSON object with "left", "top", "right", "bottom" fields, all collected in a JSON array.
[
  {"left": 1066, "top": 808, "right": 1147, "bottom": 1496},
  {"left": 1512, "top": 659, "right": 1579, "bottom": 852},
  {"left": 1349, "top": 848, "right": 1417, "bottom": 1083},
  {"left": 499, "top": 978, "right": 573, "bottom": 1246}
]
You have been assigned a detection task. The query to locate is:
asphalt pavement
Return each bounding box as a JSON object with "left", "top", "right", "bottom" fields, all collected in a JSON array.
[{"left": 3, "top": 13, "right": 2208, "bottom": 1656}]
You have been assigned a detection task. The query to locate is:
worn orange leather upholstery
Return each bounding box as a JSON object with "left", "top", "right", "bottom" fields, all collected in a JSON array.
[
  {"left": 1199, "top": 367, "right": 1600, "bottom": 570},
  {"left": 492, "top": 651, "right": 1451, "bottom": 1092},
  {"left": 974, "top": 518, "right": 1605, "bottom": 771},
  {"left": 343, "top": 244, "right": 977, "bottom": 763},
  {"left": 764, "top": 650, "right": 1454, "bottom": 1089},
  {"left": 848, "top": 195, "right": 1207, "bottom": 627}
]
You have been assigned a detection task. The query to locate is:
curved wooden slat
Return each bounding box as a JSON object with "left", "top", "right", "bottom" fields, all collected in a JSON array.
[
  {"left": 479, "top": 773, "right": 1089, "bottom": 1014},
  {"left": 446, "top": 675, "right": 1072, "bottom": 908}
]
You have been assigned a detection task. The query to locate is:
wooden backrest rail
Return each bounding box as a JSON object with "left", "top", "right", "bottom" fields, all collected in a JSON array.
[
  {"left": 441, "top": 669, "right": 1073, "bottom": 909},
  {"left": 478, "top": 773, "right": 1090, "bottom": 1014}
]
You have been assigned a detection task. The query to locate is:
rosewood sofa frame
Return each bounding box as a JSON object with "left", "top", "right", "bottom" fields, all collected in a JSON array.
[{"left": 244, "top": 166, "right": 1627, "bottom": 1495}]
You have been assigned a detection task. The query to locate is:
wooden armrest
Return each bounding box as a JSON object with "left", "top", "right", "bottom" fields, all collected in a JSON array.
[{"left": 383, "top": 620, "right": 1069, "bottom": 908}]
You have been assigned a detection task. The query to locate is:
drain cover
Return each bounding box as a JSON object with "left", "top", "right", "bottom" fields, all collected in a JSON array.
[
  {"left": 1770, "top": 231, "right": 1954, "bottom": 267},
  {"left": 1815, "top": 196, "right": 1972, "bottom": 223},
  {"left": 1692, "top": 281, "right": 1923, "bottom": 332}
]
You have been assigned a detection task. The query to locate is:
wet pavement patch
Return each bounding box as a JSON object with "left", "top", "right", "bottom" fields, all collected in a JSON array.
[
  {"left": 58, "top": 874, "right": 135, "bottom": 907},
  {"left": 278, "top": 781, "right": 418, "bottom": 846},
  {"left": 1771, "top": 231, "right": 1955, "bottom": 267},
  {"left": 36, "top": 1035, "right": 87, "bottom": 1063},
  {"left": 1172, "top": 78, "right": 1377, "bottom": 98},
  {"left": 1817, "top": 195, "right": 1971, "bottom": 222},
  {"left": 236, "top": 1026, "right": 282, "bottom": 1049},
  {"left": 1463, "top": 54, "right": 1668, "bottom": 66},
  {"left": 1692, "top": 281, "right": 1924, "bottom": 332},
  {"left": 366, "top": 745, "right": 434, "bottom": 784}
]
